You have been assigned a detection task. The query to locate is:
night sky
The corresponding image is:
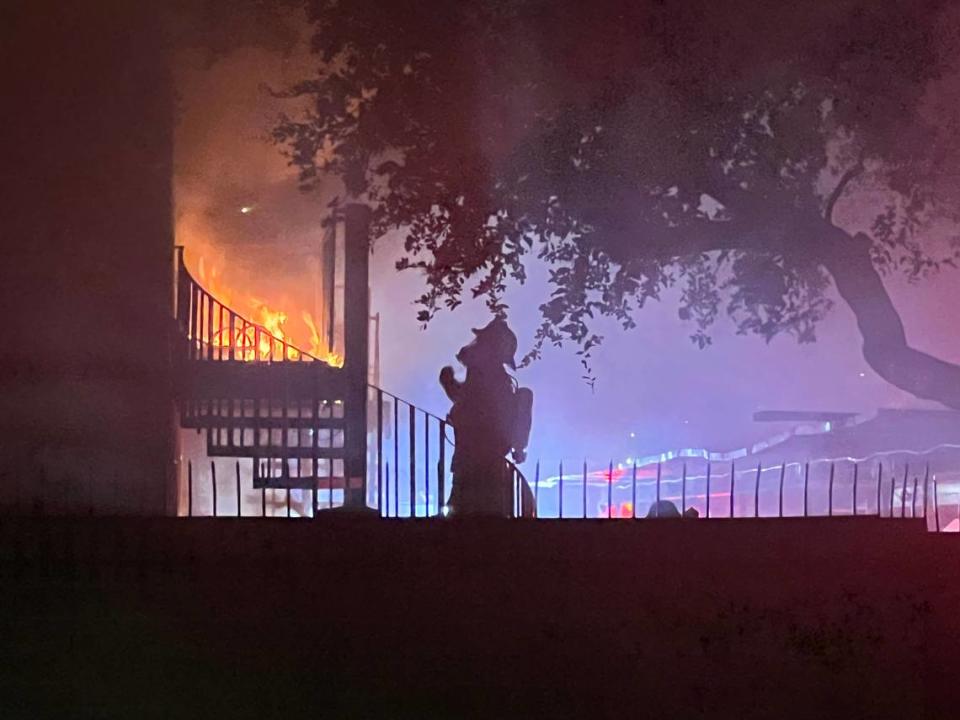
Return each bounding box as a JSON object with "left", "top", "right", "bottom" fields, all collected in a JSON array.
[{"left": 174, "top": 9, "right": 960, "bottom": 473}]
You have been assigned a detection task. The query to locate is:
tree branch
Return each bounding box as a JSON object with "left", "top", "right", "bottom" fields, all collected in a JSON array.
[
  {"left": 817, "top": 224, "right": 960, "bottom": 409},
  {"left": 824, "top": 161, "right": 864, "bottom": 223}
]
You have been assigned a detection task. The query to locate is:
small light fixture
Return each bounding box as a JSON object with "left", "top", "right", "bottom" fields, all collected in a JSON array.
[{"left": 240, "top": 205, "right": 254, "bottom": 214}]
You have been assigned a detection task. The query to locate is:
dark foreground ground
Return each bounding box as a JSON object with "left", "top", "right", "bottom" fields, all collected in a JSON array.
[{"left": 1, "top": 516, "right": 957, "bottom": 719}]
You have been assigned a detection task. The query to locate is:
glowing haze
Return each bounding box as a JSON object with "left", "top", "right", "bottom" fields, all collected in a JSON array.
[{"left": 174, "top": 11, "right": 960, "bottom": 472}]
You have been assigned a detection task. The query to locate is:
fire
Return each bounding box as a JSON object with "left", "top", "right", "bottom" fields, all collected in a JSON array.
[
  {"left": 303, "top": 310, "right": 344, "bottom": 367},
  {"left": 196, "top": 257, "right": 343, "bottom": 367}
]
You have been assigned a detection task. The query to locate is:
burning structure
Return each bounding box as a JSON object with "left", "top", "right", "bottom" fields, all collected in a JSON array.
[{"left": 173, "top": 205, "right": 373, "bottom": 513}]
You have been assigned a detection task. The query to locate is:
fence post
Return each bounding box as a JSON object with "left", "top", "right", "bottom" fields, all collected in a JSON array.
[
  {"left": 608, "top": 461, "right": 614, "bottom": 519},
  {"left": 876, "top": 463, "right": 884, "bottom": 517},
  {"left": 706, "top": 462, "right": 712, "bottom": 519},
  {"left": 534, "top": 460, "right": 540, "bottom": 517},
  {"left": 582, "top": 460, "right": 587, "bottom": 519},
  {"left": 409, "top": 404, "right": 416, "bottom": 519},
  {"left": 211, "top": 461, "right": 217, "bottom": 517},
  {"left": 188, "top": 461, "right": 193, "bottom": 517},
  {"left": 803, "top": 462, "right": 809, "bottom": 517},
  {"left": 828, "top": 462, "right": 835, "bottom": 517},
  {"left": 778, "top": 462, "right": 785, "bottom": 518},
  {"left": 754, "top": 462, "right": 762, "bottom": 518},
  {"left": 888, "top": 463, "right": 896, "bottom": 517},
  {"left": 632, "top": 461, "right": 637, "bottom": 519},
  {"left": 424, "top": 413, "right": 430, "bottom": 516},
  {"left": 438, "top": 420, "right": 446, "bottom": 515},
  {"left": 377, "top": 389, "right": 384, "bottom": 515},
  {"left": 559, "top": 462, "right": 564, "bottom": 519},
  {"left": 655, "top": 461, "right": 662, "bottom": 518},
  {"left": 899, "top": 464, "right": 909, "bottom": 518},
  {"left": 729, "top": 461, "right": 735, "bottom": 519},
  {"left": 681, "top": 463, "right": 687, "bottom": 518},
  {"left": 911, "top": 476, "right": 919, "bottom": 518},
  {"left": 287, "top": 489, "right": 291, "bottom": 518},
  {"left": 236, "top": 461, "right": 242, "bottom": 518},
  {"left": 393, "top": 400, "right": 399, "bottom": 518},
  {"left": 852, "top": 462, "right": 859, "bottom": 516},
  {"left": 261, "top": 486, "right": 266, "bottom": 517},
  {"left": 922, "top": 463, "right": 930, "bottom": 521},
  {"left": 933, "top": 478, "right": 940, "bottom": 531}
]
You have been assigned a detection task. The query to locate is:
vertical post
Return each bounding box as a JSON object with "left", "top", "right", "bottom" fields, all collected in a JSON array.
[
  {"left": 343, "top": 204, "right": 371, "bottom": 508},
  {"left": 754, "top": 462, "right": 761, "bottom": 518},
  {"left": 187, "top": 461, "right": 193, "bottom": 517},
  {"left": 438, "top": 420, "right": 446, "bottom": 515},
  {"left": 706, "top": 462, "right": 712, "bottom": 519},
  {"left": 608, "top": 461, "right": 614, "bottom": 519},
  {"left": 681, "top": 463, "right": 687, "bottom": 518},
  {"left": 377, "top": 388, "right": 390, "bottom": 515},
  {"left": 287, "top": 489, "right": 292, "bottom": 518},
  {"left": 778, "top": 462, "right": 785, "bottom": 518},
  {"left": 582, "top": 460, "right": 587, "bottom": 519},
  {"left": 655, "top": 461, "right": 662, "bottom": 517},
  {"left": 803, "top": 462, "right": 809, "bottom": 517},
  {"left": 828, "top": 462, "right": 835, "bottom": 517},
  {"left": 211, "top": 461, "right": 217, "bottom": 517},
  {"left": 206, "top": 292, "right": 214, "bottom": 361},
  {"left": 534, "top": 460, "right": 540, "bottom": 518},
  {"left": 424, "top": 413, "right": 431, "bottom": 515},
  {"left": 729, "top": 461, "right": 735, "bottom": 519},
  {"left": 876, "top": 463, "right": 884, "bottom": 517},
  {"left": 631, "top": 461, "right": 638, "bottom": 519},
  {"left": 933, "top": 478, "right": 940, "bottom": 531},
  {"left": 236, "top": 461, "right": 242, "bottom": 518},
  {"left": 559, "top": 462, "right": 564, "bottom": 519},
  {"left": 261, "top": 486, "right": 266, "bottom": 517},
  {"left": 852, "top": 463, "right": 859, "bottom": 516},
  {"left": 922, "top": 463, "right": 930, "bottom": 520},
  {"left": 888, "top": 463, "right": 896, "bottom": 517},
  {"left": 229, "top": 308, "right": 236, "bottom": 362},
  {"left": 409, "top": 404, "right": 416, "bottom": 518},
  {"left": 911, "top": 477, "right": 919, "bottom": 518},
  {"left": 393, "top": 398, "right": 399, "bottom": 518},
  {"left": 191, "top": 283, "right": 200, "bottom": 361}
]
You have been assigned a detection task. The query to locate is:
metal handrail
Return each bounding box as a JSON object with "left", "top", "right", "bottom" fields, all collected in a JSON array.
[
  {"left": 176, "top": 247, "right": 324, "bottom": 363},
  {"left": 176, "top": 248, "right": 530, "bottom": 513}
]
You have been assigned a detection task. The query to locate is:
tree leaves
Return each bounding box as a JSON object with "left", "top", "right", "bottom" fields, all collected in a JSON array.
[{"left": 274, "top": 0, "right": 958, "bottom": 379}]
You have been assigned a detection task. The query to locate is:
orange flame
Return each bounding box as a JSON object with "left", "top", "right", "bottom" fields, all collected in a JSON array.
[{"left": 197, "top": 257, "right": 343, "bottom": 367}]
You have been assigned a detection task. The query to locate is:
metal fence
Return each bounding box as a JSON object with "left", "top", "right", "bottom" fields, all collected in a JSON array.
[
  {"left": 523, "top": 457, "right": 951, "bottom": 528},
  {"left": 170, "top": 451, "right": 956, "bottom": 532},
  {"left": 4, "top": 448, "right": 957, "bottom": 531},
  {"left": 172, "top": 385, "right": 531, "bottom": 519}
]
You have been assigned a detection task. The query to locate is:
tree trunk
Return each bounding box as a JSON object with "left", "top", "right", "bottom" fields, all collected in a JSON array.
[{"left": 818, "top": 225, "right": 960, "bottom": 409}]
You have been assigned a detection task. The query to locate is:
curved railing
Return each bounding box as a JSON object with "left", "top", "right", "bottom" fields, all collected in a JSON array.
[{"left": 175, "top": 247, "right": 532, "bottom": 518}]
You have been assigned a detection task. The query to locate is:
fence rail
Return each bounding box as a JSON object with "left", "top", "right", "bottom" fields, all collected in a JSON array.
[
  {"left": 6, "top": 452, "right": 956, "bottom": 532},
  {"left": 170, "top": 453, "right": 952, "bottom": 531}
]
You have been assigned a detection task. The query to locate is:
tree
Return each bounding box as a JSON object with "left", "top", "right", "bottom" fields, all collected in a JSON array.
[{"left": 273, "top": 0, "right": 960, "bottom": 405}]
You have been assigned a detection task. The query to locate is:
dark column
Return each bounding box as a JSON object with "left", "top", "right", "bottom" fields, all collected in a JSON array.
[
  {"left": 0, "top": 2, "right": 175, "bottom": 514},
  {"left": 342, "top": 204, "right": 371, "bottom": 508}
]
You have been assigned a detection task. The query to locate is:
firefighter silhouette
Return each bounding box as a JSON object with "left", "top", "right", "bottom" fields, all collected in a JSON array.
[{"left": 440, "top": 317, "right": 534, "bottom": 517}]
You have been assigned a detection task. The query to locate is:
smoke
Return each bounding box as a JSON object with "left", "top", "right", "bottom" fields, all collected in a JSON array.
[{"left": 174, "top": 10, "right": 960, "bottom": 473}]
